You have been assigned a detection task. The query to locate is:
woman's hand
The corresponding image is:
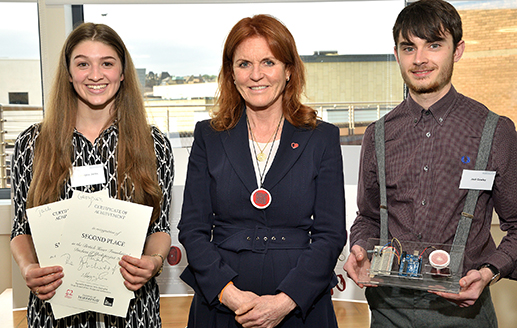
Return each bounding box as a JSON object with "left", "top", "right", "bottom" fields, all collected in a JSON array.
[
  {"left": 23, "top": 263, "right": 64, "bottom": 301},
  {"left": 119, "top": 255, "right": 161, "bottom": 291},
  {"left": 220, "top": 283, "right": 259, "bottom": 313},
  {"left": 11, "top": 234, "right": 64, "bottom": 301},
  {"left": 235, "top": 292, "right": 297, "bottom": 328},
  {"left": 119, "top": 231, "right": 171, "bottom": 291}
]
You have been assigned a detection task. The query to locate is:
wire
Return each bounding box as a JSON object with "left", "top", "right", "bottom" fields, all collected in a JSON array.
[
  {"left": 418, "top": 246, "right": 437, "bottom": 258},
  {"left": 379, "top": 242, "right": 391, "bottom": 253},
  {"left": 380, "top": 242, "right": 401, "bottom": 264},
  {"left": 385, "top": 246, "right": 401, "bottom": 264},
  {"left": 391, "top": 237, "right": 402, "bottom": 253}
]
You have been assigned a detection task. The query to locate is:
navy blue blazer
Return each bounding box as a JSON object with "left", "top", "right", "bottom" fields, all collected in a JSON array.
[{"left": 178, "top": 111, "right": 346, "bottom": 322}]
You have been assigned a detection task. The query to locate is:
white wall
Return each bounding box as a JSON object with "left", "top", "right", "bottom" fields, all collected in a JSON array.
[{"left": 0, "top": 59, "right": 42, "bottom": 106}]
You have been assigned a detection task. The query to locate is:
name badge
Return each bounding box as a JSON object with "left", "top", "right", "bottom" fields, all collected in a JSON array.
[
  {"left": 459, "top": 169, "right": 496, "bottom": 190},
  {"left": 70, "top": 164, "right": 106, "bottom": 188}
]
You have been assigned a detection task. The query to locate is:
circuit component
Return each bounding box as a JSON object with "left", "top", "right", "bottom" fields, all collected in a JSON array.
[
  {"left": 369, "top": 245, "right": 396, "bottom": 277},
  {"left": 398, "top": 250, "right": 422, "bottom": 278}
]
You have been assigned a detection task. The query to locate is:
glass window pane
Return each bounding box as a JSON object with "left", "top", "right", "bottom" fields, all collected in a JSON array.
[
  {"left": 84, "top": 1, "right": 404, "bottom": 147},
  {"left": 0, "top": 2, "right": 43, "bottom": 188}
]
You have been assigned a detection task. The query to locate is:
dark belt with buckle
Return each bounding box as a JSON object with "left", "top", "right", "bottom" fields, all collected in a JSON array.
[{"left": 212, "top": 225, "right": 311, "bottom": 253}]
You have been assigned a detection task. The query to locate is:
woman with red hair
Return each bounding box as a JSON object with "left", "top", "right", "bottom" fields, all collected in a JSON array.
[{"left": 178, "top": 15, "right": 346, "bottom": 327}]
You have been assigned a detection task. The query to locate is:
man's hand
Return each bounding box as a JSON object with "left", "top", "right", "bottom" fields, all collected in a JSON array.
[
  {"left": 343, "top": 244, "right": 376, "bottom": 288},
  {"left": 430, "top": 268, "right": 493, "bottom": 307}
]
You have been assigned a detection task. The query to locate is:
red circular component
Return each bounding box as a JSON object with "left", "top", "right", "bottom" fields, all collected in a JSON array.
[
  {"left": 250, "top": 188, "right": 271, "bottom": 209},
  {"left": 429, "top": 250, "right": 450, "bottom": 269},
  {"left": 167, "top": 245, "right": 182, "bottom": 266}
]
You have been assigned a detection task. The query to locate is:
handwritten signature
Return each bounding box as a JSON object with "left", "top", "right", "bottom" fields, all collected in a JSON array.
[{"left": 80, "top": 271, "right": 109, "bottom": 283}]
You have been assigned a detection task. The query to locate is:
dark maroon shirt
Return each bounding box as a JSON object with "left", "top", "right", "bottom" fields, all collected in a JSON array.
[{"left": 350, "top": 86, "right": 517, "bottom": 277}]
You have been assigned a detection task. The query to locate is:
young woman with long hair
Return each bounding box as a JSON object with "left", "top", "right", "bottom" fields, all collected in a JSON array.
[{"left": 10, "top": 23, "right": 174, "bottom": 327}]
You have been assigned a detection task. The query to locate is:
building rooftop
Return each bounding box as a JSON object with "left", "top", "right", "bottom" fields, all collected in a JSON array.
[{"left": 301, "top": 52, "right": 396, "bottom": 63}]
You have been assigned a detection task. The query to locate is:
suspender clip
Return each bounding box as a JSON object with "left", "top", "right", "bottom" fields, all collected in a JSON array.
[{"left": 461, "top": 212, "right": 474, "bottom": 219}]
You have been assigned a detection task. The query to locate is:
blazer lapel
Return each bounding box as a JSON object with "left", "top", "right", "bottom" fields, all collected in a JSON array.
[
  {"left": 220, "top": 111, "right": 258, "bottom": 193},
  {"left": 263, "top": 120, "right": 314, "bottom": 190}
]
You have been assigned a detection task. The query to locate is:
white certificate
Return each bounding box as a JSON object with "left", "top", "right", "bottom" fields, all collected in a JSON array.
[
  {"left": 27, "top": 197, "right": 89, "bottom": 319},
  {"left": 50, "top": 190, "right": 152, "bottom": 317}
]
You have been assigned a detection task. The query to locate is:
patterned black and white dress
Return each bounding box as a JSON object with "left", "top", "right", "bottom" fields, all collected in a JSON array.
[{"left": 11, "top": 123, "right": 174, "bottom": 328}]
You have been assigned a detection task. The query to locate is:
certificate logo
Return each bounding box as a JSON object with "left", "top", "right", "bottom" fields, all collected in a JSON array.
[
  {"left": 65, "top": 289, "right": 73, "bottom": 299},
  {"left": 78, "top": 294, "right": 100, "bottom": 304},
  {"left": 104, "top": 297, "right": 114, "bottom": 307}
]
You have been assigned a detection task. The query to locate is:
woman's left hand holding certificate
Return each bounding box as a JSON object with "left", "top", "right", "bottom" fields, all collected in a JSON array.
[
  {"left": 27, "top": 194, "right": 93, "bottom": 318},
  {"left": 27, "top": 189, "right": 152, "bottom": 318}
]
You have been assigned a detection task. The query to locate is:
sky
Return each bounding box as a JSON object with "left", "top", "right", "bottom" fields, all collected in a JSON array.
[
  {"left": 82, "top": 1, "right": 404, "bottom": 75},
  {"left": 0, "top": 1, "right": 404, "bottom": 76},
  {"left": 1, "top": 0, "right": 516, "bottom": 76},
  {"left": 0, "top": 2, "right": 39, "bottom": 59}
]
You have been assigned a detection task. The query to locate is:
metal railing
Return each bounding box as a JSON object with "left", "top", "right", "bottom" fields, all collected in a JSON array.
[
  {"left": 142, "top": 100, "right": 398, "bottom": 137},
  {"left": 0, "top": 101, "right": 398, "bottom": 187},
  {"left": 0, "top": 105, "right": 44, "bottom": 188},
  {"left": 307, "top": 100, "right": 397, "bottom": 129}
]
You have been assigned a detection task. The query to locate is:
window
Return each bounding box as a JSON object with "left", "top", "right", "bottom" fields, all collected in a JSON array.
[
  {"left": 0, "top": 2, "right": 43, "bottom": 188},
  {"left": 83, "top": 1, "right": 405, "bottom": 146},
  {"left": 0, "top": 2, "right": 42, "bottom": 107}
]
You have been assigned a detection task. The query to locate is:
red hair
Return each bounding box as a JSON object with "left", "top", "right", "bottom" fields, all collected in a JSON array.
[{"left": 211, "top": 14, "right": 317, "bottom": 131}]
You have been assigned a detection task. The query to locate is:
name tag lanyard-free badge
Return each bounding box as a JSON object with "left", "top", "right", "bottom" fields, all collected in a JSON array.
[{"left": 248, "top": 115, "right": 283, "bottom": 209}]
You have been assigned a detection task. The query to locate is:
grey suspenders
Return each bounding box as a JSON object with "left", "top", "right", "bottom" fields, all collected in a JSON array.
[
  {"left": 374, "top": 110, "right": 499, "bottom": 273},
  {"left": 450, "top": 110, "right": 499, "bottom": 274},
  {"left": 375, "top": 117, "right": 389, "bottom": 246}
]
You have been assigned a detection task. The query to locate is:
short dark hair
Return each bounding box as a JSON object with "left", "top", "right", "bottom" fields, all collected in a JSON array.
[{"left": 393, "top": 0, "right": 463, "bottom": 48}]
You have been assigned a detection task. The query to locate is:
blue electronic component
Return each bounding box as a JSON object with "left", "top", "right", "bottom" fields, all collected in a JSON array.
[{"left": 398, "top": 252, "right": 422, "bottom": 278}]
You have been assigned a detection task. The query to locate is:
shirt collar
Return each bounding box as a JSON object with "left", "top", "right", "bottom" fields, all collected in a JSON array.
[
  {"left": 73, "top": 120, "right": 119, "bottom": 139},
  {"left": 408, "top": 86, "right": 459, "bottom": 126}
]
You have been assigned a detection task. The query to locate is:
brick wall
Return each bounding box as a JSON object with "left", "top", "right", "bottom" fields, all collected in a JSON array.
[{"left": 453, "top": 9, "right": 517, "bottom": 125}]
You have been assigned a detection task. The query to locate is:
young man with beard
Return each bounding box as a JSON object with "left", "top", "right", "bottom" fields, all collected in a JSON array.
[{"left": 344, "top": 0, "right": 517, "bottom": 326}]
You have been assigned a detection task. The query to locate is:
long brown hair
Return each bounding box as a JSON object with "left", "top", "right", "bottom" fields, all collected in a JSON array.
[
  {"left": 28, "top": 23, "right": 162, "bottom": 223},
  {"left": 211, "top": 14, "right": 317, "bottom": 131}
]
